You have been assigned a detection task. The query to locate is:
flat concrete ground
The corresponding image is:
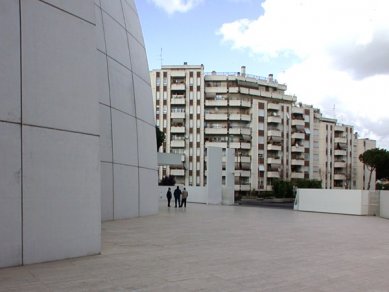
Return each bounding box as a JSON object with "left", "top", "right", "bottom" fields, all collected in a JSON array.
[{"left": 2, "top": 203, "right": 389, "bottom": 291}]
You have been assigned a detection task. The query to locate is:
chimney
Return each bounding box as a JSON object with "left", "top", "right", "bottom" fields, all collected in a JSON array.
[{"left": 241, "top": 66, "right": 246, "bottom": 77}]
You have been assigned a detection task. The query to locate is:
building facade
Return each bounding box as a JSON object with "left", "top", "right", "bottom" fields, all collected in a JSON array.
[
  {"left": 151, "top": 64, "right": 375, "bottom": 195},
  {"left": 0, "top": 0, "right": 157, "bottom": 268}
]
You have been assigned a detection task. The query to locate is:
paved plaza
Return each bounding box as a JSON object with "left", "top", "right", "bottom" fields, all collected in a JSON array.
[{"left": 1, "top": 203, "right": 389, "bottom": 291}]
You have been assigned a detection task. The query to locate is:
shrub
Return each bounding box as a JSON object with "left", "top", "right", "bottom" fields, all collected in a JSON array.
[{"left": 159, "top": 175, "right": 175, "bottom": 186}]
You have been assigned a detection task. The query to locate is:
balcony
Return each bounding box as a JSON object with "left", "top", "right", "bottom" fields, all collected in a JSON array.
[
  {"left": 335, "top": 125, "right": 345, "bottom": 132},
  {"left": 291, "top": 146, "right": 304, "bottom": 153},
  {"left": 267, "top": 144, "right": 281, "bottom": 151},
  {"left": 291, "top": 119, "right": 305, "bottom": 126},
  {"left": 334, "top": 161, "right": 346, "bottom": 168},
  {"left": 292, "top": 107, "right": 304, "bottom": 114},
  {"left": 334, "top": 150, "right": 347, "bottom": 156},
  {"left": 291, "top": 132, "right": 305, "bottom": 140},
  {"left": 171, "top": 98, "right": 185, "bottom": 105},
  {"left": 171, "top": 112, "right": 185, "bottom": 119},
  {"left": 171, "top": 83, "right": 185, "bottom": 91},
  {"left": 170, "top": 169, "right": 185, "bottom": 176},
  {"left": 268, "top": 129, "right": 281, "bottom": 137},
  {"left": 334, "top": 173, "right": 346, "bottom": 180},
  {"left": 236, "top": 156, "right": 251, "bottom": 163},
  {"left": 205, "top": 127, "right": 227, "bottom": 135},
  {"left": 235, "top": 184, "right": 251, "bottom": 191},
  {"left": 170, "top": 70, "right": 186, "bottom": 77},
  {"left": 205, "top": 141, "right": 227, "bottom": 148},
  {"left": 291, "top": 159, "right": 305, "bottom": 166},
  {"left": 268, "top": 103, "right": 281, "bottom": 111},
  {"left": 267, "top": 171, "right": 280, "bottom": 178},
  {"left": 229, "top": 142, "right": 251, "bottom": 149},
  {"left": 229, "top": 113, "right": 251, "bottom": 121},
  {"left": 235, "top": 170, "right": 250, "bottom": 177},
  {"left": 268, "top": 116, "right": 282, "bottom": 124},
  {"left": 205, "top": 87, "right": 228, "bottom": 94},
  {"left": 170, "top": 140, "right": 185, "bottom": 148},
  {"left": 170, "top": 126, "right": 185, "bottom": 133},
  {"left": 229, "top": 99, "right": 251, "bottom": 107},
  {"left": 205, "top": 99, "right": 227, "bottom": 106},
  {"left": 334, "top": 137, "right": 347, "bottom": 144},
  {"left": 228, "top": 127, "right": 250, "bottom": 136},
  {"left": 291, "top": 172, "right": 304, "bottom": 179},
  {"left": 205, "top": 113, "right": 228, "bottom": 120},
  {"left": 267, "top": 157, "right": 281, "bottom": 165}
]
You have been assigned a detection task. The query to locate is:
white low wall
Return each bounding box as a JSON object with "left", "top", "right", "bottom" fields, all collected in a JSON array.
[
  {"left": 380, "top": 191, "right": 389, "bottom": 219},
  {"left": 294, "top": 189, "right": 379, "bottom": 216}
]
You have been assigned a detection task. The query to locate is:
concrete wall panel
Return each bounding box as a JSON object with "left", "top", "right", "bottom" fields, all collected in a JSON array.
[
  {"left": 139, "top": 168, "right": 159, "bottom": 216},
  {"left": 380, "top": 191, "right": 389, "bottom": 219},
  {"left": 108, "top": 58, "right": 135, "bottom": 115},
  {"left": 0, "top": 122, "right": 22, "bottom": 267},
  {"left": 102, "top": 10, "right": 130, "bottom": 68},
  {"left": 101, "top": 162, "right": 114, "bottom": 221},
  {"left": 22, "top": 0, "right": 98, "bottom": 135},
  {"left": 113, "top": 164, "right": 139, "bottom": 219},
  {"left": 0, "top": 0, "right": 20, "bottom": 123},
  {"left": 112, "top": 110, "right": 138, "bottom": 165},
  {"left": 23, "top": 126, "right": 101, "bottom": 264}
]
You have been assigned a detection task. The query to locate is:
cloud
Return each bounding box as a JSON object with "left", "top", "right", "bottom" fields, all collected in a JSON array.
[
  {"left": 150, "top": 0, "right": 203, "bottom": 14},
  {"left": 218, "top": 0, "right": 389, "bottom": 148}
]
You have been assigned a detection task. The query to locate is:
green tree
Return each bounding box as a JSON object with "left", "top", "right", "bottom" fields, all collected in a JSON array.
[
  {"left": 156, "top": 126, "right": 165, "bottom": 150},
  {"left": 159, "top": 175, "right": 175, "bottom": 186},
  {"left": 359, "top": 148, "right": 389, "bottom": 189}
]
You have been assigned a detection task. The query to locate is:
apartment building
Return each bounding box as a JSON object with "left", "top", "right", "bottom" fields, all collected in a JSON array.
[{"left": 151, "top": 64, "right": 375, "bottom": 196}]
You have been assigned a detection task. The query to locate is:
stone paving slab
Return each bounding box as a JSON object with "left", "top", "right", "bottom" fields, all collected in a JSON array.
[{"left": 1, "top": 203, "right": 389, "bottom": 291}]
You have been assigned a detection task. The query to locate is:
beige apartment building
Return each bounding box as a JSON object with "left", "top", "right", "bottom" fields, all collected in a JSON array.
[{"left": 151, "top": 64, "right": 376, "bottom": 196}]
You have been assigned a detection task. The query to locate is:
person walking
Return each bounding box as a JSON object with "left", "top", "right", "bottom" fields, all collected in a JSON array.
[
  {"left": 180, "top": 187, "right": 188, "bottom": 208},
  {"left": 173, "top": 186, "right": 181, "bottom": 208},
  {"left": 166, "top": 187, "right": 172, "bottom": 207}
]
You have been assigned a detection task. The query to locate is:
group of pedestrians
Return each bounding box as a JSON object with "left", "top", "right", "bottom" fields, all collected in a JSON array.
[{"left": 166, "top": 186, "right": 188, "bottom": 208}]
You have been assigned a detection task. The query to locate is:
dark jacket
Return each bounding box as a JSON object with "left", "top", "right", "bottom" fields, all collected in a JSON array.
[
  {"left": 166, "top": 190, "right": 172, "bottom": 199},
  {"left": 174, "top": 188, "right": 181, "bottom": 198}
]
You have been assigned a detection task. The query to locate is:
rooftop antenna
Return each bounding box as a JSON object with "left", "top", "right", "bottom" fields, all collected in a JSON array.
[
  {"left": 159, "top": 48, "right": 163, "bottom": 68},
  {"left": 333, "top": 104, "right": 336, "bottom": 119}
]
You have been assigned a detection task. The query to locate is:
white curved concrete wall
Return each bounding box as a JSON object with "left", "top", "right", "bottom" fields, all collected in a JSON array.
[
  {"left": 0, "top": 0, "right": 158, "bottom": 268},
  {"left": 96, "top": 0, "right": 158, "bottom": 220}
]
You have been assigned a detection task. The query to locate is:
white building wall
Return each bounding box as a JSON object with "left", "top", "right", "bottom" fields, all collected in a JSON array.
[{"left": 0, "top": 0, "right": 158, "bottom": 268}]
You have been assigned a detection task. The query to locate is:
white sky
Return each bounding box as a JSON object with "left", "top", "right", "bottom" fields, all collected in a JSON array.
[{"left": 143, "top": 0, "right": 389, "bottom": 148}]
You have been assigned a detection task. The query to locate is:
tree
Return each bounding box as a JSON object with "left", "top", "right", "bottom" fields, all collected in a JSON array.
[
  {"left": 159, "top": 175, "right": 175, "bottom": 186},
  {"left": 359, "top": 148, "right": 389, "bottom": 189},
  {"left": 155, "top": 126, "right": 165, "bottom": 150}
]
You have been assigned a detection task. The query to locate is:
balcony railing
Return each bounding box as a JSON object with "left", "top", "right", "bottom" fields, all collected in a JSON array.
[
  {"left": 267, "top": 171, "right": 280, "bottom": 178},
  {"left": 171, "top": 112, "right": 185, "bottom": 119},
  {"left": 205, "top": 99, "right": 228, "bottom": 106},
  {"left": 171, "top": 83, "right": 185, "bottom": 91},
  {"left": 291, "top": 132, "right": 305, "bottom": 140},
  {"left": 291, "top": 119, "right": 305, "bottom": 126},
  {"left": 205, "top": 113, "right": 228, "bottom": 120},
  {"left": 170, "top": 140, "right": 185, "bottom": 148},
  {"left": 170, "top": 126, "right": 185, "bottom": 133},
  {"left": 205, "top": 127, "right": 228, "bottom": 135},
  {"left": 291, "top": 159, "right": 305, "bottom": 166},
  {"left": 268, "top": 116, "right": 282, "bottom": 124},
  {"left": 291, "top": 146, "right": 304, "bottom": 153},
  {"left": 291, "top": 172, "right": 304, "bottom": 179}
]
